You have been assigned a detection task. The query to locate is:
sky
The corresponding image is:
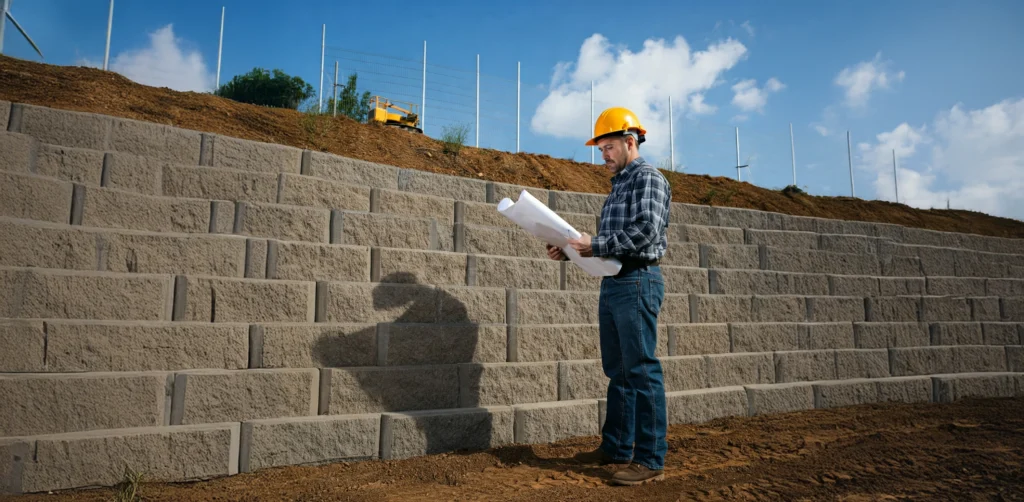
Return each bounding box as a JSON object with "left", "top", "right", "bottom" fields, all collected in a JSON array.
[{"left": 3, "top": 0, "right": 1024, "bottom": 221}]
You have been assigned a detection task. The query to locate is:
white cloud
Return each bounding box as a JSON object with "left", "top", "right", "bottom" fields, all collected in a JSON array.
[
  {"left": 813, "top": 124, "right": 830, "bottom": 137},
  {"left": 855, "top": 98, "right": 1024, "bottom": 220},
  {"left": 108, "top": 24, "right": 215, "bottom": 92},
  {"left": 731, "top": 77, "right": 784, "bottom": 113},
  {"left": 530, "top": 33, "right": 748, "bottom": 159},
  {"left": 834, "top": 52, "right": 905, "bottom": 108},
  {"left": 741, "top": 21, "right": 755, "bottom": 37}
]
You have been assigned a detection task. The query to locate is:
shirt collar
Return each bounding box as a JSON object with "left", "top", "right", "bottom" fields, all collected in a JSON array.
[{"left": 611, "top": 156, "right": 646, "bottom": 184}]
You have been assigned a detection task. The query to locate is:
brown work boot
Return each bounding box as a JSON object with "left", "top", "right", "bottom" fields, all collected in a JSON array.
[
  {"left": 572, "top": 446, "right": 625, "bottom": 466},
  {"left": 610, "top": 463, "right": 665, "bottom": 486}
]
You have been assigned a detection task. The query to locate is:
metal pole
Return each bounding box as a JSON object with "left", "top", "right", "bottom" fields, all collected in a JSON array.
[
  {"left": 790, "top": 122, "right": 796, "bottom": 186},
  {"left": 735, "top": 127, "right": 741, "bottom": 181},
  {"left": 590, "top": 80, "right": 594, "bottom": 164},
  {"left": 475, "top": 54, "right": 479, "bottom": 148},
  {"left": 103, "top": 0, "right": 114, "bottom": 70},
  {"left": 516, "top": 61, "right": 520, "bottom": 153},
  {"left": 892, "top": 149, "right": 899, "bottom": 203},
  {"left": 421, "top": 41, "right": 426, "bottom": 133},
  {"left": 669, "top": 96, "right": 675, "bottom": 172},
  {"left": 318, "top": 24, "right": 325, "bottom": 113},
  {"left": 0, "top": 0, "right": 8, "bottom": 53},
  {"left": 847, "top": 130, "right": 855, "bottom": 197},
  {"left": 215, "top": 6, "right": 224, "bottom": 88},
  {"left": 332, "top": 61, "right": 338, "bottom": 117}
]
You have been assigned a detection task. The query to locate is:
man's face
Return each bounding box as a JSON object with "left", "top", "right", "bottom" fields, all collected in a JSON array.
[{"left": 596, "top": 136, "right": 630, "bottom": 174}]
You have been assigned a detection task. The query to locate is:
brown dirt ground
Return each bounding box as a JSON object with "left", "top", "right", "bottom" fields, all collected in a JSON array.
[
  {"left": 4, "top": 397, "right": 1023, "bottom": 501},
  {"left": 1, "top": 55, "right": 1023, "bottom": 238}
]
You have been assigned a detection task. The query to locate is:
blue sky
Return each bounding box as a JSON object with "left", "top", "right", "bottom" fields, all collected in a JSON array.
[{"left": 4, "top": 0, "right": 1024, "bottom": 220}]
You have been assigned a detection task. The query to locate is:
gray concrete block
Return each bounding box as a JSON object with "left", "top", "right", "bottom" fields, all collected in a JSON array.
[
  {"left": 234, "top": 201, "right": 331, "bottom": 243},
  {"left": 457, "top": 223, "right": 548, "bottom": 259},
  {"left": 380, "top": 406, "right": 514, "bottom": 460},
  {"left": 670, "top": 324, "right": 730, "bottom": 356},
  {"left": 102, "top": 231, "right": 248, "bottom": 277},
  {"left": 0, "top": 438, "right": 29, "bottom": 495},
  {"left": 837, "top": 220, "right": 880, "bottom": 237},
  {"left": 765, "top": 248, "right": 880, "bottom": 275},
  {"left": 278, "top": 173, "right": 371, "bottom": 211},
  {"left": 460, "top": 362, "right": 558, "bottom": 407},
  {"left": 180, "top": 276, "right": 315, "bottom": 323},
  {"left": 397, "top": 168, "right": 487, "bottom": 202},
  {"left": 813, "top": 379, "right": 878, "bottom": 409},
  {"left": 514, "top": 290, "right": 599, "bottom": 325},
  {"left": 102, "top": 151, "right": 163, "bottom": 195},
  {"left": 490, "top": 182, "right": 550, "bottom": 206},
  {"left": 953, "top": 345, "right": 1007, "bottom": 373},
  {"left": 854, "top": 322, "right": 930, "bottom": 349},
  {"left": 14, "top": 103, "right": 111, "bottom": 149},
  {"left": 889, "top": 346, "right": 957, "bottom": 376},
  {"left": 436, "top": 285, "right": 508, "bottom": 324},
  {"left": 933, "top": 372, "right": 1018, "bottom": 403},
  {"left": 880, "top": 255, "right": 923, "bottom": 277},
  {"left": 0, "top": 268, "right": 174, "bottom": 321},
  {"left": 669, "top": 202, "right": 715, "bottom": 226},
  {"left": 690, "top": 294, "right": 752, "bottom": 323},
  {"left": 799, "top": 323, "right": 856, "bottom": 350},
  {"left": 818, "top": 234, "right": 881, "bottom": 255},
  {"left": 0, "top": 320, "right": 45, "bottom": 372},
  {"left": 513, "top": 400, "right": 599, "bottom": 444},
  {"left": 777, "top": 272, "right": 830, "bottom": 296},
  {"left": 323, "top": 364, "right": 459, "bottom": 414},
  {"left": 835, "top": 349, "right": 891, "bottom": 379},
  {"left": 921, "top": 296, "right": 972, "bottom": 322},
  {"left": 830, "top": 275, "right": 879, "bottom": 296},
  {"left": 781, "top": 215, "right": 820, "bottom": 232},
  {"left": 903, "top": 227, "right": 961, "bottom": 248},
  {"left": 927, "top": 277, "right": 986, "bottom": 297},
  {"left": 774, "top": 350, "right": 837, "bottom": 383},
  {"left": 0, "top": 371, "right": 172, "bottom": 436},
  {"left": 0, "top": 218, "right": 98, "bottom": 271},
  {"left": 331, "top": 210, "right": 435, "bottom": 249},
  {"left": 986, "top": 279, "right": 1024, "bottom": 296},
  {"left": 866, "top": 297, "right": 921, "bottom": 322},
  {"left": 981, "top": 323, "right": 1020, "bottom": 346},
  {"left": 675, "top": 225, "right": 745, "bottom": 245},
  {"left": 0, "top": 131, "right": 37, "bottom": 174},
  {"left": 954, "top": 250, "right": 1008, "bottom": 278},
  {"left": 267, "top": 241, "right": 369, "bottom": 282},
  {"left": 930, "top": 322, "right": 983, "bottom": 346},
  {"left": 0, "top": 100, "right": 9, "bottom": 131},
  {"left": 318, "top": 282, "right": 429, "bottom": 324},
  {"left": 1007, "top": 346, "right": 1023, "bottom": 371},
  {"left": 472, "top": 255, "right": 559, "bottom": 290},
  {"left": 512, "top": 325, "right": 600, "bottom": 363},
  {"left": 107, "top": 117, "right": 202, "bottom": 164},
  {"left": 744, "top": 228, "right": 818, "bottom": 249},
  {"left": 744, "top": 382, "right": 815, "bottom": 415},
  {"left": 916, "top": 247, "right": 956, "bottom": 276},
  {"left": 20, "top": 422, "right": 239, "bottom": 494},
  {"left": 240, "top": 413, "right": 380, "bottom": 472},
  {"left": 1002, "top": 297, "right": 1024, "bottom": 322},
  {"left": 971, "top": 297, "right": 1002, "bottom": 322},
  {"left": 46, "top": 321, "right": 248, "bottom": 372},
  {"left": 34, "top": 144, "right": 104, "bottom": 185},
  {"left": 666, "top": 387, "right": 747, "bottom": 424},
  {"left": 378, "top": 248, "right": 467, "bottom": 287},
  {"left": 259, "top": 323, "right": 376, "bottom": 369},
  {"left": 661, "top": 266, "right": 710, "bottom": 295},
  {"left": 382, "top": 323, "right": 506, "bottom": 365},
  {"left": 80, "top": 186, "right": 211, "bottom": 233},
  {"left": 662, "top": 355, "right": 708, "bottom": 391},
  {"left": 663, "top": 242, "right": 700, "bottom": 267},
  {"left": 700, "top": 244, "right": 760, "bottom": 269},
  {"left": 878, "top": 277, "right": 926, "bottom": 296},
  {"left": 172, "top": 368, "right": 319, "bottom": 425},
  {"left": 731, "top": 323, "right": 801, "bottom": 352},
  {"left": 0, "top": 171, "right": 73, "bottom": 224},
  {"left": 208, "top": 135, "right": 301, "bottom": 173},
  {"left": 875, "top": 376, "right": 932, "bottom": 403},
  {"left": 705, "top": 352, "right": 774, "bottom": 387},
  {"left": 709, "top": 269, "right": 776, "bottom": 295},
  {"left": 562, "top": 263, "right": 602, "bottom": 291},
  {"left": 713, "top": 207, "right": 779, "bottom": 230},
  {"left": 375, "top": 187, "right": 453, "bottom": 224},
  {"left": 557, "top": 359, "right": 606, "bottom": 400},
  {"left": 752, "top": 295, "right": 806, "bottom": 322},
  {"left": 873, "top": 223, "right": 906, "bottom": 241}
]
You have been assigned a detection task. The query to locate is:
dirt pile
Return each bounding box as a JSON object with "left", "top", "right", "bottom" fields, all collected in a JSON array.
[{"left": 1, "top": 54, "right": 1023, "bottom": 238}]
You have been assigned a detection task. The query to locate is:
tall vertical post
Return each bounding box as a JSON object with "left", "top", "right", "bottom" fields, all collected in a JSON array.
[
  {"left": 516, "top": 61, "right": 520, "bottom": 153},
  {"left": 215, "top": 6, "right": 224, "bottom": 88},
  {"left": 318, "top": 24, "right": 325, "bottom": 113},
  {"left": 0, "top": 0, "right": 8, "bottom": 53},
  {"left": 332, "top": 61, "right": 338, "bottom": 117},
  {"left": 847, "top": 130, "right": 855, "bottom": 197},
  {"left": 669, "top": 96, "right": 675, "bottom": 172},
  {"left": 421, "top": 41, "right": 427, "bottom": 133},
  {"left": 104, "top": 0, "right": 114, "bottom": 70},
  {"left": 735, "top": 126, "right": 741, "bottom": 181},
  {"left": 590, "top": 80, "right": 595, "bottom": 164},
  {"left": 892, "top": 149, "right": 899, "bottom": 203},
  {"left": 475, "top": 54, "right": 480, "bottom": 148},
  {"left": 789, "top": 122, "right": 796, "bottom": 186}
]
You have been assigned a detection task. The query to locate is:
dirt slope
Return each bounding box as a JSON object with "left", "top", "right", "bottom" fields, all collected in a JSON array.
[
  {"left": 6, "top": 397, "right": 1023, "bottom": 501},
  {"left": 2, "top": 54, "right": 1023, "bottom": 238}
]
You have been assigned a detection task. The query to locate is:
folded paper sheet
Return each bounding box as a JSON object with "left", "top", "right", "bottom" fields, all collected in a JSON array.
[{"left": 497, "top": 189, "right": 622, "bottom": 277}]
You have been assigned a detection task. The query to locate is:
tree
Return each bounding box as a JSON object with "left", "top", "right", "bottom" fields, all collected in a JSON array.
[
  {"left": 215, "top": 67, "right": 315, "bottom": 110},
  {"left": 323, "top": 72, "right": 371, "bottom": 122}
]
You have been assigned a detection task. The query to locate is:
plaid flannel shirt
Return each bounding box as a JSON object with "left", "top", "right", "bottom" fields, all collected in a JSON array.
[{"left": 590, "top": 156, "right": 671, "bottom": 261}]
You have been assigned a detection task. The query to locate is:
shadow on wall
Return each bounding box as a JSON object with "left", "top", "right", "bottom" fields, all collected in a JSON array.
[{"left": 311, "top": 271, "right": 493, "bottom": 459}]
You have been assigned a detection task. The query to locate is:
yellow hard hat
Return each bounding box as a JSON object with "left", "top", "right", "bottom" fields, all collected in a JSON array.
[{"left": 586, "top": 107, "right": 647, "bottom": 146}]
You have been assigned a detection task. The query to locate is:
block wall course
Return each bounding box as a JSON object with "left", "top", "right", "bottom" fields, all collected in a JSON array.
[{"left": 0, "top": 172, "right": 73, "bottom": 224}]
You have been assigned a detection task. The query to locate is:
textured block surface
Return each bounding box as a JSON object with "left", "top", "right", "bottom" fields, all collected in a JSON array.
[
  {"left": 174, "top": 369, "right": 319, "bottom": 424},
  {"left": 745, "top": 382, "right": 815, "bottom": 415},
  {"left": 212, "top": 135, "right": 301, "bottom": 173},
  {"left": 513, "top": 400, "right": 599, "bottom": 444},
  {"left": 666, "top": 387, "right": 748, "bottom": 424},
  {"left": 162, "top": 165, "right": 278, "bottom": 204},
  {"left": 240, "top": 414, "right": 379, "bottom": 471},
  {"left": 182, "top": 277, "right": 315, "bottom": 323},
  {"left": 0, "top": 268, "right": 173, "bottom": 321},
  {"left": 380, "top": 406, "right": 514, "bottom": 460},
  {"left": 80, "top": 187, "right": 210, "bottom": 233},
  {"left": 0, "top": 321, "right": 45, "bottom": 372},
  {"left": 308, "top": 151, "right": 396, "bottom": 188},
  {"left": 0, "top": 172, "right": 73, "bottom": 224},
  {"left": 279, "top": 173, "right": 370, "bottom": 211},
  {"left": 324, "top": 366, "right": 459, "bottom": 414}
]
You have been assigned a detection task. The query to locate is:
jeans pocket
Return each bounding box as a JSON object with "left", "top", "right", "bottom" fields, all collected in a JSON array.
[{"left": 641, "top": 274, "right": 664, "bottom": 317}]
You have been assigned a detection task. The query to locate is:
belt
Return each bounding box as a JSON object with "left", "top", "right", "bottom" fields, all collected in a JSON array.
[{"left": 613, "top": 257, "right": 660, "bottom": 277}]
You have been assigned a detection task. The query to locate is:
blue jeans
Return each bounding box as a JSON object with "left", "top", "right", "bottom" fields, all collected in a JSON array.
[{"left": 598, "top": 265, "right": 667, "bottom": 470}]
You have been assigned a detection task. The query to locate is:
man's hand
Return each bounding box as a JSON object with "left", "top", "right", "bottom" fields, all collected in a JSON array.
[
  {"left": 568, "top": 233, "right": 594, "bottom": 257},
  {"left": 546, "top": 244, "right": 566, "bottom": 261}
]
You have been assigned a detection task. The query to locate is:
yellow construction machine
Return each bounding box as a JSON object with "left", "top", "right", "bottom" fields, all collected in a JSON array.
[{"left": 367, "top": 96, "right": 423, "bottom": 133}]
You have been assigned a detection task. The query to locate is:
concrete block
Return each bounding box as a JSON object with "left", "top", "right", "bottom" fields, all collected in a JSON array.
[
  {"left": 799, "top": 323, "right": 856, "bottom": 350},
  {"left": 933, "top": 372, "right": 1017, "bottom": 403},
  {"left": 916, "top": 247, "right": 956, "bottom": 276},
  {"left": 708, "top": 269, "right": 775, "bottom": 295},
  {"left": 705, "top": 352, "right": 773, "bottom": 387},
  {"left": 1002, "top": 297, "right": 1024, "bottom": 322},
  {"left": 927, "top": 277, "right": 986, "bottom": 297},
  {"left": 903, "top": 227, "right": 961, "bottom": 248},
  {"left": 880, "top": 256, "right": 924, "bottom": 277},
  {"left": 806, "top": 297, "right": 864, "bottom": 323},
  {"left": 458, "top": 223, "right": 548, "bottom": 259},
  {"left": 459, "top": 362, "right": 558, "bottom": 407},
  {"left": 873, "top": 223, "right": 906, "bottom": 241},
  {"left": 879, "top": 277, "right": 926, "bottom": 296},
  {"left": 234, "top": 201, "right": 330, "bottom": 243},
  {"left": 854, "top": 322, "right": 930, "bottom": 349},
  {"left": 436, "top": 285, "right": 506, "bottom": 324},
  {"left": 866, "top": 297, "right": 921, "bottom": 322},
  {"left": 744, "top": 228, "right": 818, "bottom": 249},
  {"left": 670, "top": 324, "right": 730, "bottom": 356},
  {"left": 986, "top": 279, "right": 1024, "bottom": 296},
  {"left": 953, "top": 345, "right": 1008, "bottom": 373},
  {"left": 46, "top": 321, "right": 248, "bottom": 372},
  {"left": 666, "top": 387, "right": 747, "bottom": 424},
  {"left": 0, "top": 218, "right": 98, "bottom": 271},
  {"left": 930, "top": 322, "right": 983, "bottom": 346},
  {"left": 875, "top": 376, "right": 932, "bottom": 403},
  {"left": 102, "top": 231, "right": 247, "bottom": 277},
  {"left": 830, "top": 275, "right": 879, "bottom": 296},
  {"left": 162, "top": 165, "right": 278, "bottom": 203},
  {"left": 780, "top": 215, "right": 819, "bottom": 232},
  {"left": 774, "top": 350, "right": 837, "bottom": 383},
  {"left": 0, "top": 371, "right": 172, "bottom": 436},
  {"left": 514, "top": 290, "right": 599, "bottom": 325},
  {"left": 1, "top": 439, "right": 29, "bottom": 495},
  {"left": 954, "top": 250, "right": 1008, "bottom": 278},
  {"left": 921, "top": 296, "right": 972, "bottom": 322},
  {"left": 818, "top": 234, "right": 880, "bottom": 255},
  {"left": 80, "top": 186, "right": 211, "bottom": 233},
  {"left": 376, "top": 248, "right": 466, "bottom": 286},
  {"left": 971, "top": 297, "right": 1002, "bottom": 322},
  {"left": 13, "top": 103, "right": 111, "bottom": 149},
  {"left": 210, "top": 200, "right": 236, "bottom": 234},
  {"left": 397, "top": 168, "right": 487, "bottom": 202},
  {"left": 380, "top": 406, "right": 514, "bottom": 460},
  {"left": 690, "top": 294, "right": 752, "bottom": 323},
  {"left": 835, "top": 349, "right": 891, "bottom": 379},
  {"left": 259, "top": 323, "right": 376, "bottom": 368},
  {"left": 813, "top": 379, "right": 878, "bottom": 408},
  {"left": 549, "top": 190, "right": 605, "bottom": 216},
  {"left": 266, "top": 241, "right": 369, "bottom": 282},
  {"left": 660, "top": 294, "right": 692, "bottom": 324},
  {"left": 766, "top": 248, "right": 880, "bottom": 275},
  {"left": 0, "top": 320, "right": 45, "bottom": 372},
  {"left": 320, "top": 282, "right": 433, "bottom": 323},
  {"left": 180, "top": 276, "right": 315, "bottom": 323},
  {"left": 837, "top": 220, "right": 880, "bottom": 237},
  {"left": 489, "top": 182, "right": 550, "bottom": 206},
  {"left": 276, "top": 172, "right": 371, "bottom": 211},
  {"left": 107, "top": 117, "right": 201, "bottom": 164},
  {"left": 662, "top": 355, "right": 708, "bottom": 391},
  {"left": 981, "top": 323, "right": 1020, "bottom": 346},
  {"left": 375, "top": 187, "right": 452, "bottom": 223},
  {"left": 0, "top": 131, "right": 37, "bottom": 174},
  {"left": 662, "top": 242, "right": 700, "bottom": 267},
  {"left": 700, "top": 244, "right": 760, "bottom": 270},
  {"left": 560, "top": 263, "right": 601, "bottom": 291},
  {"left": 34, "top": 144, "right": 104, "bottom": 185},
  {"left": 513, "top": 400, "right": 599, "bottom": 444},
  {"left": 172, "top": 368, "right": 318, "bottom": 424},
  {"left": 0, "top": 268, "right": 174, "bottom": 321},
  {"left": 731, "top": 323, "right": 800, "bottom": 352},
  {"left": 660, "top": 267, "right": 709, "bottom": 295},
  {"left": 208, "top": 135, "right": 301, "bottom": 173},
  {"left": 471, "top": 255, "right": 558, "bottom": 290},
  {"left": 323, "top": 365, "right": 459, "bottom": 413},
  {"left": 744, "top": 382, "right": 815, "bottom": 415},
  {"left": 777, "top": 272, "right": 830, "bottom": 296},
  {"left": 307, "top": 150, "right": 395, "bottom": 187},
  {"left": 889, "top": 346, "right": 957, "bottom": 376},
  {"left": 512, "top": 325, "right": 600, "bottom": 362},
  {"left": 752, "top": 295, "right": 806, "bottom": 322},
  {"left": 713, "top": 207, "right": 779, "bottom": 230},
  {"left": 0, "top": 172, "right": 73, "bottom": 224},
  {"left": 667, "top": 202, "right": 713, "bottom": 226},
  {"left": 557, "top": 360, "right": 606, "bottom": 400},
  {"left": 240, "top": 414, "right": 380, "bottom": 471},
  {"left": 382, "top": 323, "right": 506, "bottom": 365},
  {"left": 0, "top": 100, "right": 9, "bottom": 130},
  {"left": 20, "top": 423, "right": 240, "bottom": 494},
  {"left": 332, "top": 210, "right": 435, "bottom": 249},
  {"left": 1008, "top": 346, "right": 1023, "bottom": 371},
  {"left": 102, "top": 151, "right": 162, "bottom": 195},
  {"left": 675, "top": 225, "right": 744, "bottom": 245}
]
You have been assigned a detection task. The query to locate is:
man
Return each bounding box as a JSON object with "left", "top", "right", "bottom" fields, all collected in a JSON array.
[{"left": 546, "top": 106, "right": 671, "bottom": 486}]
